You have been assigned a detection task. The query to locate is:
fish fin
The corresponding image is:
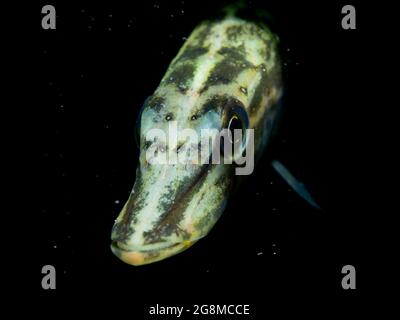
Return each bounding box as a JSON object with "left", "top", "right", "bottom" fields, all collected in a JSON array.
[{"left": 272, "top": 160, "right": 321, "bottom": 210}]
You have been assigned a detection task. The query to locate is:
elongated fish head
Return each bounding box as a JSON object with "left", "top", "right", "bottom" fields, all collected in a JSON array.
[
  {"left": 111, "top": 17, "right": 282, "bottom": 265},
  {"left": 111, "top": 92, "right": 233, "bottom": 266}
]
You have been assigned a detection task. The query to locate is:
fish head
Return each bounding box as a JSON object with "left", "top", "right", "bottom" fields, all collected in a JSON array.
[{"left": 111, "top": 90, "right": 251, "bottom": 266}]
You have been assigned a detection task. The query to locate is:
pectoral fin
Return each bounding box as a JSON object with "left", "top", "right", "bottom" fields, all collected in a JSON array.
[{"left": 272, "top": 160, "right": 321, "bottom": 209}]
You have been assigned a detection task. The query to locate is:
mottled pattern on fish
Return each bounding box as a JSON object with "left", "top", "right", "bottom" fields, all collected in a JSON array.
[{"left": 111, "top": 16, "right": 282, "bottom": 265}]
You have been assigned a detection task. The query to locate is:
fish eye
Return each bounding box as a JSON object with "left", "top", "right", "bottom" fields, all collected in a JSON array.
[
  {"left": 220, "top": 104, "right": 249, "bottom": 157},
  {"left": 227, "top": 114, "right": 243, "bottom": 144},
  {"left": 135, "top": 96, "right": 152, "bottom": 148}
]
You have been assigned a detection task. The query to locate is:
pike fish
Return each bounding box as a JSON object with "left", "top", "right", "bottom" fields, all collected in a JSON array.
[{"left": 111, "top": 15, "right": 283, "bottom": 265}]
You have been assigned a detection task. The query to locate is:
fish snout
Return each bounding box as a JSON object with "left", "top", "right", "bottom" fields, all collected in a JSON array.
[{"left": 110, "top": 239, "right": 195, "bottom": 266}]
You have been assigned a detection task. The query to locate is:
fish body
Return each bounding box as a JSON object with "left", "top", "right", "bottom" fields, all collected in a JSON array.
[{"left": 111, "top": 15, "right": 282, "bottom": 265}]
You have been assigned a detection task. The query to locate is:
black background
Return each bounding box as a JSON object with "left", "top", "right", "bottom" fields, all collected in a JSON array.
[{"left": 28, "top": 0, "right": 380, "bottom": 314}]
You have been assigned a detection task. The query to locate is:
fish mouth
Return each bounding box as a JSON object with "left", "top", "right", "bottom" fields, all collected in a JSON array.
[
  {"left": 111, "top": 145, "right": 232, "bottom": 266},
  {"left": 110, "top": 240, "right": 195, "bottom": 266}
]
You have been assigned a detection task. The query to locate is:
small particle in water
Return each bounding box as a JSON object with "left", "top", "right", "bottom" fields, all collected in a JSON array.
[
  {"left": 108, "top": 27, "right": 112, "bottom": 31},
  {"left": 109, "top": 14, "right": 112, "bottom": 18},
  {"left": 114, "top": 200, "right": 120, "bottom": 204},
  {"left": 153, "top": 4, "right": 160, "bottom": 9},
  {"left": 257, "top": 252, "right": 263, "bottom": 256},
  {"left": 53, "top": 245, "right": 57, "bottom": 249}
]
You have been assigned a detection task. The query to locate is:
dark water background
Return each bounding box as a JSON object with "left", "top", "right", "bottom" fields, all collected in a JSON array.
[{"left": 31, "top": 0, "right": 379, "bottom": 313}]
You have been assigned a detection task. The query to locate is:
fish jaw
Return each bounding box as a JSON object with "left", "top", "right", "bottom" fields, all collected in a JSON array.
[
  {"left": 111, "top": 160, "right": 232, "bottom": 266},
  {"left": 110, "top": 239, "right": 196, "bottom": 266}
]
